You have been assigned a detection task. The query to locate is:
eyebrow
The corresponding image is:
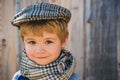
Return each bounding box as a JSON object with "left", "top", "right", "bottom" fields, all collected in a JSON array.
[
  {"left": 24, "top": 38, "right": 35, "bottom": 41},
  {"left": 43, "top": 38, "right": 56, "bottom": 42},
  {"left": 24, "top": 37, "right": 56, "bottom": 41}
]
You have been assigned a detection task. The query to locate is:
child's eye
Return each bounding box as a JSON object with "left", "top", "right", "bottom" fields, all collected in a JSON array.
[
  {"left": 28, "top": 41, "right": 36, "bottom": 44},
  {"left": 45, "top": 40, "right": 53, "bottom": 44}
]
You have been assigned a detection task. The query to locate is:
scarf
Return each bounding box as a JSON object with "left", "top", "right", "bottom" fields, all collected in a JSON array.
[{"left": 20, "top": 49, "right": 75, "bottom": 80}]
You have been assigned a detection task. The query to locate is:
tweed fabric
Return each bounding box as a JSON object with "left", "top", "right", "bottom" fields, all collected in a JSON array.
[
  {"left": 20, "top": 49, "right": 75, "bottom": 80},
  {"left": 11, "top": 3, "right": 71, "bottom": 27}
]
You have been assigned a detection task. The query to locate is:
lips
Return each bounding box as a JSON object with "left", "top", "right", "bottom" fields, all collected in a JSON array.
[{"left": 36, "top": 56, "right": 49, "bottom": 59}]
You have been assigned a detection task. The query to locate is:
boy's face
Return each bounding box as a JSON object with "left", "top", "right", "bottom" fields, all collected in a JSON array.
[{"left": 24, "top": 31, "right": 67, "bottom": 66}]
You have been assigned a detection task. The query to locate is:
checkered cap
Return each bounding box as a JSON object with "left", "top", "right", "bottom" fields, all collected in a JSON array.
[{"left": 11, "top": 3, "right": 71, "bottom": 27}]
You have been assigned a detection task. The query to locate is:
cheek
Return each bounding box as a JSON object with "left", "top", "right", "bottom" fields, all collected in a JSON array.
[
  {"left": 25, "top": 45, "right": 34, "bottom": 54},
  {"left": 49, "top": 45, "right": 62, "bottom": 55},
  {"left": 48, "top": 45, "right": 61, "bottom": 53}
]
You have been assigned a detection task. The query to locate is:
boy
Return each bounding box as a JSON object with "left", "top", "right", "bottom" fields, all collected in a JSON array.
[{"left": 11, "top": 2, "right": 80, "bottom": 80}]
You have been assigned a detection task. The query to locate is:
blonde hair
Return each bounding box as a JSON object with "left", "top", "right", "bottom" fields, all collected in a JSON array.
[{"left": 19, "top": 20, "right": 69, "bottom": 44}]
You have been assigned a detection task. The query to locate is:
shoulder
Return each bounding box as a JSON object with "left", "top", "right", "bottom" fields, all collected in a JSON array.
[
  {"left": 12, "top": 71, "right": 29, "bottom": 80},
  {"left": 69, "top": 73, "right": 80, "bottom": 80},
  {"left": 12, "top": 71, "right": 21, "bottom": 80},
  {"left": 13, "top": 71, "right": 80, "bottom": 80}
]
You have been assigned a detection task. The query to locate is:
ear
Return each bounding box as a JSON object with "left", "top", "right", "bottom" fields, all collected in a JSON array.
[{"left": 61, "top": 35, "right": 69, "bottom": 48}]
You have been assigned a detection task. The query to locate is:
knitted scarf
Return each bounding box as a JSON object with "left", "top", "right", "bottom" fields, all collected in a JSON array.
[{"left": 20, "top": 49, "right": 75, "bottom": 80}]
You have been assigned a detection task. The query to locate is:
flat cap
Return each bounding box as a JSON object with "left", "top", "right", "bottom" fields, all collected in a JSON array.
[{"left": 11, "top": 2, "right": 71, "bottom": 27}]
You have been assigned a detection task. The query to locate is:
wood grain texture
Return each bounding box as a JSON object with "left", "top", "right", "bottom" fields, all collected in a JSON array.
[
  {"left": 1, "top": 0, "right": 119, "bottom": 80},
  {"left": 85, "top": 0, "right": 118, "bottom": 80},
  {"left": 117, "top": 0, "right": 120, "bottom": 80},
  {"left": 0, "top": 0, "right": 17, "bottom": 80}
]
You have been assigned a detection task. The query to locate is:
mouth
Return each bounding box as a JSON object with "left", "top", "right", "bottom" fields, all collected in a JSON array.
[{"left": 36, "top": 56, "right": 49, "bottom": 59}]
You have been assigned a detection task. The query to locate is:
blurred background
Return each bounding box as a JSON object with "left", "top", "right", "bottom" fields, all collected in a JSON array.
[{"left": 0, "top": 0, "right": 119, "bottom": 80}]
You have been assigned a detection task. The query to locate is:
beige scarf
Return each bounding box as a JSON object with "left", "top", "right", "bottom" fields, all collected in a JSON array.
[{"left": 20, "top": 49, "right": 75, "bottom": 80}]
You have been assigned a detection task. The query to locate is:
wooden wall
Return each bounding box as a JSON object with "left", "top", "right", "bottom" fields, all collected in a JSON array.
[
  {"left": 85, "top": 0, "right": 119, "bottom": 80},
  {"left": 0, "top": 0, "right": 119, "bottom": 80},
  {"left": 0, "top": 0, "right": 17, "bottom": 80},
  {"left": 117, "top": 0, "right": 120, "bottom": 79}
]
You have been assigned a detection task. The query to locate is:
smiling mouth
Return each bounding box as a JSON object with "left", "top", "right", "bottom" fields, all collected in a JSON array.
[{"left": 37, "top": 56, "right": 49, "bottom": 59}]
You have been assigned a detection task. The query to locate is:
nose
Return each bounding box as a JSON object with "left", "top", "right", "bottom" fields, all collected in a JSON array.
[{"left": 35, "top": 44, "right": 45, "bottom": 53}]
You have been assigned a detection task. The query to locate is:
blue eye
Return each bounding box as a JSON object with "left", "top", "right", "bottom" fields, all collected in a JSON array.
[
  {"left": 28, "top": 41, "right": 36, "bottom": 44},
  {"left": 45, "top": 40, "right": 53, "bottom": 44}
]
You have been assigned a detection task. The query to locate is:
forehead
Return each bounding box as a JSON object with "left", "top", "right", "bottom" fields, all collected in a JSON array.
[{"left": 23, "top": 28, "right": 58, "bottom": 38}]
